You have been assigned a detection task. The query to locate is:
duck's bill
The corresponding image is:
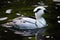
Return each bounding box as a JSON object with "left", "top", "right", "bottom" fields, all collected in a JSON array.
[{"left": 44, "top": 10, "right": 48, "bottom": 13}]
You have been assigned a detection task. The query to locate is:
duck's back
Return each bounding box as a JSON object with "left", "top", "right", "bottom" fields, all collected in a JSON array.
[{"left": 22, "top": 17, "right": 36, "bottom": 23}]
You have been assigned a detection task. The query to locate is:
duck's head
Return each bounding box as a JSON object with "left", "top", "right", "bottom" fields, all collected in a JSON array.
[
  {"left": 33, "top": 6, "right": 47, "bottom": 13},
  {"left": 33, "top": 6, "right": 47, "bottom": 19}
]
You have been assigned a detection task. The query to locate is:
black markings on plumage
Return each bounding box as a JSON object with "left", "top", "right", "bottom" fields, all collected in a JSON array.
[{"left": 35, "top": 9, "right": 41, "bottom": 13}]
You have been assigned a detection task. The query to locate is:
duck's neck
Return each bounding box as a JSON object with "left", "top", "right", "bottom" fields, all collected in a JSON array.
[
  {"left": 36, "top": 17, "right": 43, "bottom": 21},
  {"left": 35, "top": 13, "right": 42, "bottom": 20},
  {"left": 35, "top": 10, "right": 44, "bottom": 20}
]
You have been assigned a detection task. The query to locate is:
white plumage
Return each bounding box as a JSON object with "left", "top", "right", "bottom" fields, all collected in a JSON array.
[{"left": 11, "top": 6, "right": 47, "bottom": 29}]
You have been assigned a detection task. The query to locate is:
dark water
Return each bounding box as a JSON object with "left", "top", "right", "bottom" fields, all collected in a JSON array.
[{"left": 0, "top": 26, "right": 28, "bottom": 40}]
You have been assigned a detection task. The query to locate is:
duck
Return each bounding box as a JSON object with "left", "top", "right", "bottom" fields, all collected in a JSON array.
[
  {"left": 2, "top": 6, "right": 47, "bottom": 36},
  {"left": 12, "top": 6, "right": 47, "bottom": 29}
]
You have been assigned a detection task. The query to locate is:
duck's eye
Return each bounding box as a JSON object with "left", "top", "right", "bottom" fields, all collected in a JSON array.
[{"left": 35, "top": 9, "right": 41, "bottom": 13}]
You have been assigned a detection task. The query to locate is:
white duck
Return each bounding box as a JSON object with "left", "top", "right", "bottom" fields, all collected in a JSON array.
[{"left": 11, "top": 6, "right": 47, "bottom": 29}]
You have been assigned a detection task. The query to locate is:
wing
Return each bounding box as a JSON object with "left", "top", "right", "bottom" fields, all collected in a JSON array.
[
  {"left": 21, "top": 17, "right": 36, "bottom": 24},
  {"left": 12, "top": 17, "right": 37, "bottom": 29},
  {"left": 13, "top": 17, "right": 36, "bottom": 24},
  {"left": 16, "top": 22, "right": 37, "bottom": 29}
]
